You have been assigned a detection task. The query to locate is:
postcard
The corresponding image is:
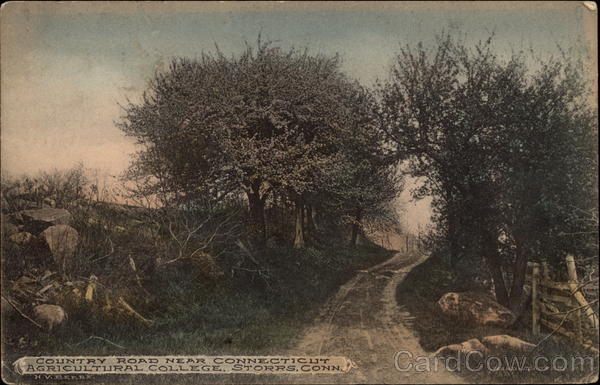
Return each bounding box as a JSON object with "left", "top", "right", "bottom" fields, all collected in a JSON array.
[{"left": 1, "top": 2, "right": 598, "bottom": 384}]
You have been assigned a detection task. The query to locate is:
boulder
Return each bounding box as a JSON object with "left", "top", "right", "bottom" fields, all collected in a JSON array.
[
  {"left": 481, "top": 335, "right": 535, "bottom": 352},
  {"left": 8, "top": 232, "right": 37, "bottom": 247},
  {"left": 20, "top": 208, "right": 71, "bottom": 233},
  {"left": 40, "top": 225, "right": 79, "bottom": 267},
  {"left": 434, "top": 338, "right": 489, "bottom": 357},
  {"left": 33, "top": 304, "right": 67, "bottom": 331},
  {"left": 436, "top": 291, "right": 516, "bottom": 327}
]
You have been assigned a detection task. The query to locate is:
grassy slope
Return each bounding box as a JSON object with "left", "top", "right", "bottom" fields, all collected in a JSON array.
[{"left": 2, "top": 238, "right": 394, "bottom": 366}]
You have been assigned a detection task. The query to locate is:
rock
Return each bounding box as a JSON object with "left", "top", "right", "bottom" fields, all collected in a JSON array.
[
  {"left": 434, "top": 338, "right": 489, "bottom": 357},
  {"left": 8, "top": 232, "right": 37, "bottom": 247},
  {"left": 436, "top": 291, "right": 516, "bottom": 327},
  {"left": 482, "top": 335, "right": 535, "bottom": 352},
  {"left": 33, "top": 304, "right": 67, "bottom": 331},
  {"left": 42, "top": 198, "right": 56, "bottom": 208},
  {"left": 40, "top": 225, "right": 79, "bottom": 267},
  {"left": 20, "top": 208, "right": 72, "bottom": 233}
]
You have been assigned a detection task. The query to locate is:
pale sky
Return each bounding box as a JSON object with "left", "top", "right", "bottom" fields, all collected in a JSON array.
[{"left": 1, "top": 2, "right": 596, "bottom": 231}]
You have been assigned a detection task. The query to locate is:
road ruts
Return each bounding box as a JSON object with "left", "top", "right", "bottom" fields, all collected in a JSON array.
[{"left": 277, "top": 252, "right": 464, "bottom": 384}]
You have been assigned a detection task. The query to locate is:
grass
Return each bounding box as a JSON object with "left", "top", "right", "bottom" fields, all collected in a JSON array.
[
  {"left": 2, "top": 236, "right": 393, "bottom": 382},
  {"left": 1, "top": 171, "right": 395, "bottom": 383},
  {"left": 396, "top": 254, "right": 599, "bottom": 383}
]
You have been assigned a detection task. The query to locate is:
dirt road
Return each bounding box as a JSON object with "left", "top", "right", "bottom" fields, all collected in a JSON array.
[{"left": 282, "top": 252, "right": 464, "bottom": 384}]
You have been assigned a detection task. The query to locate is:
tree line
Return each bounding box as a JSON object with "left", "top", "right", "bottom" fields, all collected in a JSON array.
[{"left": 119, "top": 34, "right": 597, "bottom": 316}]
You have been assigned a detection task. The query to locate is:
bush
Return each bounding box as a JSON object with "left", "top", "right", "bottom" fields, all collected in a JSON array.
[{"left": 1, "top": 164, "right": 90, "bottom": 210}]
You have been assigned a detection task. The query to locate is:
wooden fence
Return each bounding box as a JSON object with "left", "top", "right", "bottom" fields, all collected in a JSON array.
[{"left": 525, "top": 255, "right": 599, "bottom": 353}]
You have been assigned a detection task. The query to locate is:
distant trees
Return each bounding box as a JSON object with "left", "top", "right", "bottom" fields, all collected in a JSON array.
[
  {"left": 379, "top": 33, "right": 597, "bottom": 313},
  {"left": 323, "top": 84, "right": 400, "bottom": 247},
  {"left": 119, "top": 38, "right": 401, "bottom": 249}
]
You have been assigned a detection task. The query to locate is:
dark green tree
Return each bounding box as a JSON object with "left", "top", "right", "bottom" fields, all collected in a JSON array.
[{"left": 378, "top": 33, "right": 597, "bottom": 313}]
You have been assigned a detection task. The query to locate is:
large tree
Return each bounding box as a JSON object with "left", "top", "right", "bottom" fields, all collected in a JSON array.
[
  {"left": 378, "top": 33, "right": 597, "bottom": 313},
  {"left": 119, "top": 39, "right": 367, "bottom": 248},
  {"left": 496, "top": 57, "right": 598, "bottom": 312}
]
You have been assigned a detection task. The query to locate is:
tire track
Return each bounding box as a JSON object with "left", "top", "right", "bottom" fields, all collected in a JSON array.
[{"left": 283, "top": 252, "right": 464, "bottom": 384}]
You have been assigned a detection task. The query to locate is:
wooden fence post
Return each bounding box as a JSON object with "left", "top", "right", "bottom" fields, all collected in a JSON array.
[
  {"left": 532, "top": 263, "right": 540, "bottom": 335},
  {"left": 566, "top": 254, "right": 578, "bottom": 283},
  {"left": 541, "top": 262, "right": 550, "bottom": 317},
  {"left": 542, "top": 262, "right": 550, "bottom": 280},
  {"left": 573, "top": 295, "right": 584, "bottom": 344},
  {"left": 566, "top": 255, "right": 599, "bottom": 335},
  {"left": 566, "top": 257, "right": 584, "bottom": 344}
]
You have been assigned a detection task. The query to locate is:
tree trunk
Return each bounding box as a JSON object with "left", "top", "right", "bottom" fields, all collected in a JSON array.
[
  {"left": 508, "top": 241, "right": 529, "bottom": 315},
  {"left": 306, "top": 205, "right": 316, "bottom": 232},
  {"left": 447, "top": 211, "right": 459, "bottom": 267},
  {"left": 311, "top": 207, "right": 320, "bottom": 230},
  {"left": 480, "top": 228, "right": 509, "bottom": 307},
  {"left": 293, "top": 198, "right": 305, "bottom": 249},
  {"left": 485, "top": 253, "right": 510, "bottom": 307},
  {"left": 313, "top": 204, "right": 323, "bottom": 230},
  {"left": 247, "top": 187, "right": 266, "bottom": 249},
  {"left": 349, "top": 208, "right": 362, "bottom": 248}
]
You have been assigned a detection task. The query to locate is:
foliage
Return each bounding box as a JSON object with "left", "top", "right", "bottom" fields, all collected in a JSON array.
[
  {"left": 378, "top": 32, "right": 597, "bottom": 310},
  {"left": 118, "top": 37, "right": 401, "bottom": 248}
]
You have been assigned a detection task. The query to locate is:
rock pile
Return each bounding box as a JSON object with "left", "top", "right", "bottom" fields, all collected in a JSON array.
[
  {"left": 3, "top": 205, "right": 79, "bottom": 271},
  {"left": 5, "top": 268, "right": 153, "bottom": 332},
  {"left": 2, "top": 195, "right": 154, "bottom": 333}
]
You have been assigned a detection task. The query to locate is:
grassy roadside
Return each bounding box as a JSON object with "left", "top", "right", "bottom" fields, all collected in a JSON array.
[
  {"left": 1, "top": 169, "right": 397, "bottom": 383},
  {"left": 395, "top": 254, "right": 598, "bottom": 383},
  {"left": 2, "top": 242, "right": 394, "bottom": 380}
]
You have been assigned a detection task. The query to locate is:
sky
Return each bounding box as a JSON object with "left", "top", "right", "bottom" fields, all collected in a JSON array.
[{"left": 1, "top": 1, "right": 596, "bottom": 231}]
